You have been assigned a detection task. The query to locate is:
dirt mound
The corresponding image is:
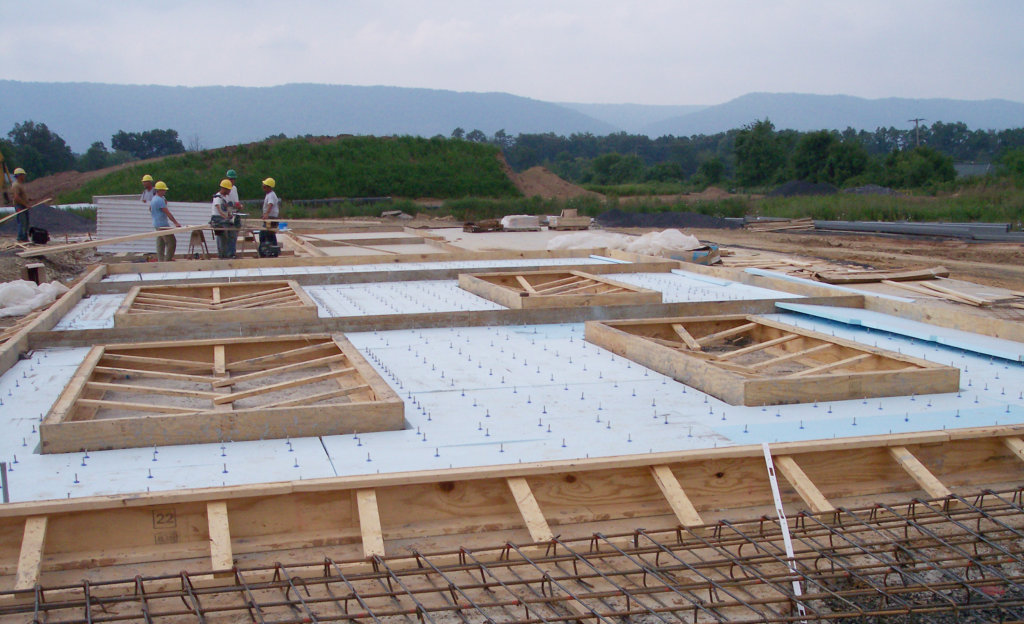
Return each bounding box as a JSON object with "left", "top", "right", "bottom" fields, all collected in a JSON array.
[
  {"left": 768, "top": 180, "right": 838, "bottom": 198},
  {"left": 596, "top": 208, "right": 741, "bottom": 229},
  {"left": 497, "top": 154, "right": 603, "bottom": 201},
  {"left": 0, "top": 205, "right": 96, "bottom": 235}
]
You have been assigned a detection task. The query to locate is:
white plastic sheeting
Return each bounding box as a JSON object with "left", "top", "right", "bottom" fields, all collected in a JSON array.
[
  {"left": 547, "top": 229, "right": 702, "bottom": 255},
  {"left": 0, "top": 280, "right": 68, "bottom": 317}
]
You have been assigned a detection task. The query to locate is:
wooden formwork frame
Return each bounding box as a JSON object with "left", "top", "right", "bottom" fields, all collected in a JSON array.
[
  {"left": 113, "top": 280, "right": 317, "bottom": 328},
  {"left": 585, "top": 314, "right": 961, "bottom": 406},
  {"left": 458, "top": 269, "right": 662, "bottom": 309},
  {"left": 38, "top": 333, "right": 404, "bottom": 453},
  {"left": 0, "top": 426, "right": 1022, "bottom": 593}
]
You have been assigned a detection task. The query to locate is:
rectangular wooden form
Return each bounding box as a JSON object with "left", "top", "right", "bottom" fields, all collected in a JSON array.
[
  {"left": 458, "top": 270, "right": 661, "bottom": 309},
  {"left": 113, "top": 280, "right": 317, "bottom": 328},
  {"left": 585, "top": 314, "right": 960, "bottom": 406},
  {"left": 39, "top": 334, "right": 403, "bottom": 453}
]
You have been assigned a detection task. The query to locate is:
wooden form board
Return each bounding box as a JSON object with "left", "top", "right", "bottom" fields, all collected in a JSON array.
[
  {"left": 458, "top": 270, "right": 662, "bottom": 309},
  {"left": 38, "top": 334, "right": 403, "bottom": 453},
  {"left": 0, "top": 428, "right": 1019, "bottom": 584},
  {"left": 585, "top": 314, "right": 960, "bottom": 406},
  {"left": 113, "top": 280, "right": 317, "bottom": 328}
]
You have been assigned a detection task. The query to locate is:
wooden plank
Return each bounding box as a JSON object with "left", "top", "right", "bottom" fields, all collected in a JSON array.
[
  {"left": 814, "top": 266, "right": 949, "bottom": 284},
  {"left": 212, "top": 354, "right": 350, "bottom": 388},
  {"left": 919, "top": 280, "right": 991, "bottom": 306},
  {"left": 888, "top": 446, "right": 952, "bottom": 499},
  {"left": 671, "top": 323, "right": 702, "bottom": 351},
  {"left": 788, "top": 353, "right": 873, "bottom": 378},
  {"left": 92, "top": 366, "right": 216, "bottom": 384},
  {"left": 217, "top": 286, "right": 294, "bottom": 304},
  {"left": 695, "top": 322, "right": 758, "bottom": 346},
  {"left": 355, "top": 489, "right": 386, "bottom": 558},
  {"left": 772, "top": 455, "right": 835, "bottom": 514},
  {"left": 1003, "top": 437, "right": 1024, "bottom": 463},
  {"left": 515, "top": 275, "right": 537, "bottom": 294},
  {"left": 213, "top": 368, "right": 356, "bottom": 404},
  {"left": 85, "top": 381, "right": 220, "bottom": 400},
  {"left": 19, "top": 225, "right": 207, "bottom": 257},
  {"left": 716, "top": 333, "right": 799, "bottom": 361},
  {"left": 100, "top": 353, "right": 213, "bottom": 372},
  {"left": 748, "top": 343, "right": 832, "bottom": 370},
  {"left": 226, "top": 341, "right": 336, "bottom": 371},
  {"left": 260, "top": 384, "right": 371, "bottom": 409},
  {"left": 13, "top": 516, "right": 48, "bottom": 590},
  {"left": 649, "top": 465, "right": 703, "bottom": 527},
  {"left": 76, "top": 398, "right": 203, "bottom": 415},
  {"left": 206, "top": 501, "right": 233, "bottom": 571},
  {"left": 506, "top": 477, "right": 554, "bottom": 542}
]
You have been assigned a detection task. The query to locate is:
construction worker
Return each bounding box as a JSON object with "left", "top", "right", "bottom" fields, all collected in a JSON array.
[
  {"left": 11, "top": 168, "right": 31, "bottom": 242},
  {"left": 150, "top": 181, "right": 181, "bottom": 262},
  {"left": 140, "top": 174, "right": 155, "bottom": 203},
  {"left": 225, "top": 169, "right": 242, "bottom": 209},
  {"left": 260, "top": 177, "right": 279, "bottom": 248},
  {"left": 210, "top": 179, "right": 236, "bottom": 258}
]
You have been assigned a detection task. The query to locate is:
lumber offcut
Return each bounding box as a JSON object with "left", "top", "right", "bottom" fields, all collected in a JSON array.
[{"left": 18, "top": 225, "right": 207, "bottom": 258}]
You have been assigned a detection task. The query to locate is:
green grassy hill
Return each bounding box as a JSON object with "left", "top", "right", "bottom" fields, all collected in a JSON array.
[{"left": 58, "top": 135, "right": 520, "bottom": 204}]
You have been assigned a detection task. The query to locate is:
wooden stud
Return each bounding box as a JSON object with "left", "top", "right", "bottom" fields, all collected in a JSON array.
[
  {"left": 716, "top": 333, "right": 799, "bottom": 361},
  {"left": 18, "top": 224, "right": 207, "bottom": 258},
  {"left": 355, "top": 489, "right": 386, "bottom": 558},
  {"left": 213, "top": 368, "right": 356, "bottom": 404},
  {"left": 206, "top": 501, "right": 233, "bottom": 572},
  {"left": 748, "top": 343, "right": 832, "bottom": 370},
  {"left": 13, "top": 516, "right": 48, "bottom": 591},
  {"left": 788, "top": 353, "right": 873, "bottom": 378},
  {"left": 506, "top": 477, "right": 554, "bottom": 542},
  {"left": 888, "top": 446, "right": 952, "bottom": 499},
  {"left": 75, "top": 399, "right": 202, "bottom": 415},
  {"left": 84, "top": 381, "right": 221, "bottom": 400},
  {"left": 649, "top": 465, "right": 703, "bottom": 527},
  {"left": 1002, "top": 437, "right": 1024, "bottom": 462},
  {"left": 515, "top": 275, "right": 537, "bottom": 294},
  {"left": 772, "top": 455, "right": 835, "bottom": 514},
  {"left": 671, "top": 323, "right": 702, "bottom": 351},
  {"left": 696, "top": 322, "right": 758, "bottom": 346},
  {"left": 212, "top": 353, "right": 349, "bottom": 388}
]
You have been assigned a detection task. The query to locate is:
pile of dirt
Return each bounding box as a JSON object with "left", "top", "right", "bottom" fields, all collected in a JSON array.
[
  {"left": 0, "top": 205, "right": 96, "bottom": 235},
  {"left": 596, "top": 208, "right": 741, "bottom": 229},
  {"left": 497, "top": 154, "right": 603, "bottom": 201},
  {"left": 768, "top": 180, "right": 838, "bottom": 197}
]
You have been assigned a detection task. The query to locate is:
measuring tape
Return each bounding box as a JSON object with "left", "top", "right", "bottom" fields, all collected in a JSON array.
[{"left": 762, "top": 442, "right": 808, "bottom": 621}]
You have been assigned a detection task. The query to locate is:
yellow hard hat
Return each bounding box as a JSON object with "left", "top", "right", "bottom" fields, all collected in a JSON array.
[
  {"left": 141, "top": 174, "right": 154, "bottom": 182},
  {"left": 220, "top": 179, "right": 233, "bottom": 189},
  {"left": 13, "top": 167, "right": 26, "bottom": 176},
  {"left": 154, "top": 181, "right": 169, "bottom": 191},
  {"left": 262, "top": 177, "right": 276, "bottom": 188}
]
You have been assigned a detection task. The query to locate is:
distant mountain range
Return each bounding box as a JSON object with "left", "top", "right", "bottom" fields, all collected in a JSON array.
[{"left": 3, "top": 80, "right": 1022, "bottom": 153}]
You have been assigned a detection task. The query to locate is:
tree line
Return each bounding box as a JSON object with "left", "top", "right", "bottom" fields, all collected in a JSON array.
[
  {"left": 458, "top": 121, "right": 1024, "bottom": 190},
  {"left": 0, "top": 122, "right": 185, "bottom": 177}
]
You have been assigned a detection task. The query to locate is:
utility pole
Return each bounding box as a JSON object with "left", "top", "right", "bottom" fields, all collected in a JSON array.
[{"left": 908, "top": 118, "right": 926, "bottom": 147}]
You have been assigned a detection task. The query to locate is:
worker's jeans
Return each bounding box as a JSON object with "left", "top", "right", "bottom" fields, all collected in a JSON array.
[
  {"left": 15, "top": 210, "right": 29, "bottom": 242},
  {"left": 155, "top": 231, "right": 176, "bottom": 262}
]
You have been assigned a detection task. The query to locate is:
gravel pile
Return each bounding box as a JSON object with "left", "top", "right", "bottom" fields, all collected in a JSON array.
[
  {"left": 768, "top": 180, "right": 838, "bottom": 197},
  {"left": 0, "top": 205, "right": 96, "bottom": 235},
  {"left": 595, "top": 208, "right": 741, "bottom": 229}
]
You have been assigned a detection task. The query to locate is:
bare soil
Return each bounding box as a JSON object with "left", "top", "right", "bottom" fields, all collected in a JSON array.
[{"left": 496, "top": 154, "right": 603, "bottom": 200}]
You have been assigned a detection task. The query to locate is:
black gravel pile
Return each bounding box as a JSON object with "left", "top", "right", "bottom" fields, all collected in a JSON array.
[
  {"left": 768, "top": 180, "right": 838, "bottom": 197},
  {"left": 0, "top": 205, "right": 96, "bottom": 235},
  {"left": 595, "top": 209, "right": 741, "bottom": 229}
]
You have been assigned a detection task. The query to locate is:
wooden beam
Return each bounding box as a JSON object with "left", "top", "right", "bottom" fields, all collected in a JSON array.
[
  {"left": 76, "top": 398, "right": 203, "bottom": 415},
  {"left": 515, "top": 275, "right": 537, "bottom": 294},
  {"left": 506, "top": 477, "right": 554, "bottom": 542},
  {"left": 206, "top": 501, "right": 233, "bottom": 572},
  {"left": 212, "top": 354, "right": 349, "bottom": 388},
  {"left": 226, "top": 341, "right": 336, "bottom": 371},
  {"left": 13, "top": 516, "right": 48, "bottom": 591},
  {"left": 888, "top": 446, "right": 952, "bottom": 499},
  {"left": 748, "top": 343, "right": 832, "bottom": 370},
  {"left": 355, "top": 489, "right": 386, "bottom": 558},
  {"left": 92, "top": 366, "right": 216, "bottom": 384},
  {"left": 649, "top": 465, "right": 703, "bottom": 527},
  {"left": 212, "top": 368, "right": 356, "bottom": 404},
  {"left": 671, "top": 323, "right": 702, "bottom": 351},
  {"left": 772, "top": 455, "right": 835, "bottom": 514},
  {"left": 696, "top": 322, "right": 758, "bottom": 346},
  {"left": 19, "top": 225, "right": 207, "bottom": 257},
  {"left": 85, "top": 381, "right": 220, "bottom": 400},
  {"left": 260, "top": 384, "right": 370, "bottom": 409},
  {"left": 716, "top": 333, "right": 800, "bottom": 361},
  {"left": 1003, "top": 437, "right": 1024, "bottom": 462},
  {"left": 788, "top": 353, "right": 873, "bottom": 378}
]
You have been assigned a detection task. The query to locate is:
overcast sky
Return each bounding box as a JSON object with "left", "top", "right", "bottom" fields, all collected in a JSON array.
[{"left": 4, "top": 1, "right": 1023, "bottom": 105}]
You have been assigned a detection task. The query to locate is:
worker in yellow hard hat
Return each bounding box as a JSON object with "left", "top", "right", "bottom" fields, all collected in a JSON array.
[
  {"left": 140, "top": 174, "right": 155, "bottom": 203},
  {"left": 11, "top": 168, "right": 31, "bottom": 242},
  {"left": 150, "top": 181, "right": 181, "bottom": 262},
  {"left": 259, "top": 177, "right": 279, "bottom": 251},
  {"left": 210, "top": 179, "right": 236, "bottom": 258}
]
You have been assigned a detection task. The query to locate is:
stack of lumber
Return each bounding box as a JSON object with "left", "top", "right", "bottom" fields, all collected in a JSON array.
[
  {"left": 882, "top": 277, "right": 1024, "bottom": 308},
  {"left": 813, "top": 266, "right": 949, "bottom": 284},
  {"left": 744, "top": 218, "right": 815, "bottom": 232}
]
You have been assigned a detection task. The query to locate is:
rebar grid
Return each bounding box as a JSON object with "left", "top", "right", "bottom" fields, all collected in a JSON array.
[{"left": 3, "top": 488, "right": 1024, "bottom": 624}]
